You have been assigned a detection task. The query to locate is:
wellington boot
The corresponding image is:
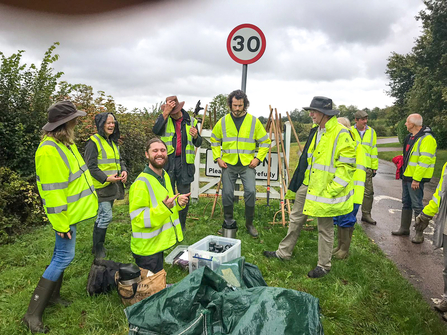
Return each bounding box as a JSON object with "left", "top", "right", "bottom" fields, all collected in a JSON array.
[
  {"left": 333, "top": 227, "right": 352, "bottom": 259},
  {"left": 245, "top": 205, "right": 258, "bottom": 237},
  {"left": 434, "top": 299, "right": 447, "bottom": 313},
  {"left": 392, "top": 209, "right": 412, "bottom": 236},
  {"left": 22, "top": 277, "right": 57, "bottom": 334},
  {"left": 412, "top": 230, "right": 425, "bottom": 244},
  {"left": 49, "top": 272, "right": 71, "bottom": 307},
  {"left": 93, "top": 226, "right": 107, "bottom": 259},
  {"left": 223, "top": 205, "right": 234, "bottom": 221},
  {"left": 332, "top": 227, "right": 341, "bottom": 254},
  {"left": 361, "top": 197, "right": 376, "bottom": 225}
]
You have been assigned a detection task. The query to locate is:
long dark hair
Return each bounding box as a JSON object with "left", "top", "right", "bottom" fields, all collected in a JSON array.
[{"left": 227, "top": 89, "right": 250, "bottom": 111}]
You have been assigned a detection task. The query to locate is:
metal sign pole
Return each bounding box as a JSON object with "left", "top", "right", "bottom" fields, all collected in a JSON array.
[{"left": 241, "top": 64, "right": 248, "bottom": 93}]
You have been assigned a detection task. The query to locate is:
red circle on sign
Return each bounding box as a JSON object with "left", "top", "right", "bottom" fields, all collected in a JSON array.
[{"left": 227, "top": 23, "right": 266, "bottom": 65}]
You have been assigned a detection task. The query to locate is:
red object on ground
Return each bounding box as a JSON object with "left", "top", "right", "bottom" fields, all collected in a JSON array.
[{"left": 392, "top": 155, "right": 403, "bottom": 179}]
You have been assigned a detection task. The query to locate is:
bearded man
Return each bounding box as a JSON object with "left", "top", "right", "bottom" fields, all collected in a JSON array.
[{"left": 128, "top": 138, "right": 190, "bottom": 273}]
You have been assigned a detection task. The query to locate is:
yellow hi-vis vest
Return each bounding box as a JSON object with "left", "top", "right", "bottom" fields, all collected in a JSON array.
[
  {"left": 35, "top": 136, "right": 98, "bottom": 233},
  {"left": 423, "top": 162, "right": 447, "bottom": 217},
  {"left": 160, "top": 116, "right": 198, "bottom": 164},
  {"left": 352, "top": 126, "right": 378, "bottom": 170},
  {"left": 89, "top": 134, "right": 122, "bottom": 189},
  {"left": 403, "top": 133, "right": 437, "bottom": 182},
  {"left": 351, "top": 133, "right": 367, "bottom": 205},
  {"left": 303, "top": 117, "right": 356, "bottom": 217},
  {"left": 210, "top": 113, "right": 271, "bottom": 166},
  {"left": 129, "top": 171, "right": 184, "bottom": 256}
]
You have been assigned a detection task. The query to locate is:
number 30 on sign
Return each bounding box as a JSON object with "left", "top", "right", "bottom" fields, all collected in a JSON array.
[{"left": 227, "top": 23, "right": 266, "bottom": 65}]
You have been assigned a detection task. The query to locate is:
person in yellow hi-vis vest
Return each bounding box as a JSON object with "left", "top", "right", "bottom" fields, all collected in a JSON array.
[
  {"left": 210, "top": 90, "right": 271, "bottom": 237},
  {"left": 352, "top": 110, "right": 378, "bottom": 225},
  {"left": 129, "top": 138, "right": 189, "bottom": 273},
  {"left": 152, "top": 96, "right": 202, "bottom": 233},
  {"left": 332, "top": 117, "right": 367, "bottom": 259},
  {"left": 392, "top": 113, "right": 437, "bottom": 243},
  {"left": 84, "top": 112, "right": 127, "bottom": 259},
  {"left": 415, "top": 162, "right": 447, "bottom": 319},
  {"left": 263, "top": 96, "right": 356, "bottom": 279},
  {"left": 23, "top": 101, "right": 98, "bottom": 333}
]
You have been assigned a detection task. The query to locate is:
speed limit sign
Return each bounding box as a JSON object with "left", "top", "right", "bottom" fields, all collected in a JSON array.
[{"left": 227, "top": 23, "right": 266, "bottom": 65}]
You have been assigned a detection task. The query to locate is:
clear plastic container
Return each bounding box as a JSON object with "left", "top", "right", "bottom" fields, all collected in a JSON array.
[
  {"left": 188, "top": 235, "right": 241, "bottom": 273},
  {"left": 165, "top": 245, "right": 189, "bottom": 265}
]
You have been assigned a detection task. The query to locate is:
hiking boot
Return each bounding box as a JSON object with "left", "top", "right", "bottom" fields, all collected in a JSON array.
[
  {"left": 392, "top": 209, "right": 412, "bottom": 236},
  {"left": 22, "top": 277, "right": 57, "bottom": 334},
  {"left": 263, "top": 251, "right": 280, "bottom": 259},
  {"left": 308, "top": 266, "right": 330, "bottom": 278},
  {"left": 434, "top": 299, "right": 447, "bottom": 313}
]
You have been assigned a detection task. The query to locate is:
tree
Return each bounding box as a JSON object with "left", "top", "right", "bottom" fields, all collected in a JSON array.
[{"left": 0, "top": 43, "right": 63, "bottom": 176}]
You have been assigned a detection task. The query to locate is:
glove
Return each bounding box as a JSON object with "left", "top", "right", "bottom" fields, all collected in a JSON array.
[{"left": 414, "top": 213, "right": 432, "bottom": 231}]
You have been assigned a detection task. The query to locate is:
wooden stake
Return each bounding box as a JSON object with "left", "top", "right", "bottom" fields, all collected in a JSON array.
[
  {"left": 210, "top": 176, "right": 222, "bottom": 219},
  {"left": 266, "top": 106, "right": 274, "bottom": 206}
]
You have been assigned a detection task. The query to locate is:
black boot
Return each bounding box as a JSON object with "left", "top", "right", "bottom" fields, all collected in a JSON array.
[
  {"left": 245, "top": 205, "right": 258, "bottom": 238},
  {"left": 93, "top": 226, "right": 107, "bottom": 259},
  {"left": 219, "top": 205, "right": 234, "bottom": 235},
  {"left": 22, "top": 277, "right": 57, "bottom": 333},
  {"left": 49, "top": 272, "right": 71, "bottom": 307}
]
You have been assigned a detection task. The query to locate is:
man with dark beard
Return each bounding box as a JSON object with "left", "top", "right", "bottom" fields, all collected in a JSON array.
[{"left": 128, "top": 138, "right": 190, "bottom": 273}]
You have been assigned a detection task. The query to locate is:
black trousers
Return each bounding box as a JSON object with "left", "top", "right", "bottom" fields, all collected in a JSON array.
[{"left": 132, "top": 252, "right": 164, "bottom": 274}]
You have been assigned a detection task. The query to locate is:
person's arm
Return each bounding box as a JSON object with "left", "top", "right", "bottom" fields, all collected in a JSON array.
[
  {"left": 254, "top": 118, "right": 271, "bottom": 162},
  {"left": 210, "top": 119, "right": 223, "bottom": 162},
  {"left": 371, "top": 128, "right": 379, "bottom": 171},
  {"left": 152, "top": 114, "right": 169, "bottom": 136},
  {"left": 327, "top": 131, "right": 357, "bottom": 197},
  {"left": 84, "top": 140, "right": 108, "bottom": 184},
  {"left": 192, "top": 119, "right": 202, "bottom": 147}
]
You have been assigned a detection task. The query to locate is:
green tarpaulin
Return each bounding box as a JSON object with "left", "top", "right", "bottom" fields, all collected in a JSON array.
[{"left": 124, "top": 257, "right": 323, "bottom": 335}]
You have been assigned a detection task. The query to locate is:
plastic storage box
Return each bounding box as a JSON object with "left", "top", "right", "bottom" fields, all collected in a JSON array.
[{"left": 188, "top": 235, "right": 241, "bottom": 273}]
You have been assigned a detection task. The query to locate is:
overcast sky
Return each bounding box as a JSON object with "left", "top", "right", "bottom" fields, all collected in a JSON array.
[{"left": 0, "top": 0, "right": 425, "bottom": 117}]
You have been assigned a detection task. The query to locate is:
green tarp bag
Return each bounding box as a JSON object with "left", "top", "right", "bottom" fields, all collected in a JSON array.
[{"left": 124, "top": 257, "right": 323, "bottom": 335}]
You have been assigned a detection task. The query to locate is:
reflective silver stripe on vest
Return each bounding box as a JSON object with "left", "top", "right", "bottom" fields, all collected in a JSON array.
[
  {"left": 98, "top": 158, "right": 117, "bottom": 164},
  {"left": 354, "top": 181, "right": 365, "bottom": 187},
  {"left": 93, "top": 135, "right": 107, "bottom": 160},
  {"left": 312, "top": 163, "right": 336, "bottom": 174},
  {"left": 130, "top": 207, "right": 152, "bottom": 228},
  {"left": 185, "top": 150, "right": 195, "bottom": 155},
  {"left": 67, "top": 187, "right": 95, "bottom": 203},
  {"left": 307, "top": 189, "right": 354, "bottom": 205},
  {"left": 46, "top": 204, "right": 68, "bottom": 214},
  {"left": 211, "top": 133, "right": 221, "bottom": 142},
  {"left": 162, "top": 132, "right": 175, "bottom": 137},
  {"left": 259, "top": 143, "right": 270, "bottom": 148},
  {"left": 408, "top": 162, "right": 434, "bottom": 168},
  {"left": 356, "top": 164, "right": 367, "bottom": 172},
  {"left": 136, "top": 176, "right": 158, "bottom": 206},
  {"left": 222, "top": 149, "right": 255, "bottom": 154},
  {"left": 414, "top": 152, "right": 436, "bottom": 158},
  {"left": 257, "top": 134, "right": 268, "bottom": 143},
  {"left": 249, "top": 116, "right": 256, "bottom": 140},
  {"left": 164, "top": 141, "right": 173, "bottom": 147},
  {"left": 69, "top": 166, "right": 87, "bottom": 182},
  {"left": 132, "top": 218, "right": 181, "bottom": 239},
  {"left": 331, "top": 129, "right": 350, "bottom": 168},
  {"left": 237, "top": 137, "right": 256, "bottom": 143},
  {"left": 222, "top": 116, "right": 228, "bottom": 138},
  {"left": 41, "top": 181, "right": 69, "bottom": 191},
  {"left": 432, "top": 196, "right": 439, "bottom": 205},
  {"left": 211, "top": 142, "right": 221, "bottom": 147},
  {"left": 370, "top": 155, "right": 378, "bottom": 159},
  {"left": 333, "top": 176, "right": 349, "bottom": 187},
  {"left": 339, "top": 156, "right": 356, "bottom": 164},
  {"left": 364, "top": 152, "right": 372, "bottom": 157}
]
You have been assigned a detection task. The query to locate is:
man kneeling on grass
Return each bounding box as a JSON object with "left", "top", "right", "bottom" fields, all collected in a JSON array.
[
  {"left": 129, "top": 138, "right": 190, "bottom": 273},
  {"left": 263, "top": 96, "right": 356, "bottom": 278}
]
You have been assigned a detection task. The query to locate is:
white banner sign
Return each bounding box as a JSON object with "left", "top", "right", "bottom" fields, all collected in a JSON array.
[{"left": 205, "top": 149, "right": 278, "bottom": 180}]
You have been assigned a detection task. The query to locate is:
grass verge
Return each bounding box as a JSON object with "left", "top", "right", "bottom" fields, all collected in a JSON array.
[{"left": 1, "top": 200, "right": 446, "bottom": 334}]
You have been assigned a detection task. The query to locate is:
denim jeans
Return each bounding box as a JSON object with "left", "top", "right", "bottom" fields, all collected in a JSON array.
[
  {"left": 43, "top": 224, "right": 76, "bottom": 282},
  {"left": 402, "top": 180, "right": 425, "bottom": 216},
  {"left": 96, "top": 200, "right": 114, "bottom": 229},
  {"left": 333, "top": 204, "right": 360, "bottom": 228}
]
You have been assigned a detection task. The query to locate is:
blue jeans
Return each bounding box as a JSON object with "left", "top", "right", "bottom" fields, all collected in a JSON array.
[
  {"left": 43, "top": 224, "right": 76, "bottom": 282},
  {"left": 402, "top": 180, "right": 424, "bottom": 216},
  {"left": 333, "top": 204, "right": 360, "bottom": 228},
  {"left": 96, "top": 201, "right": 114, "bottom": 229}
]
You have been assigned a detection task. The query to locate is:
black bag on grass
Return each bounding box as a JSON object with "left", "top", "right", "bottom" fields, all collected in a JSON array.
[{"left": 86, "top": 258, "right": 122, "bottom": 296}]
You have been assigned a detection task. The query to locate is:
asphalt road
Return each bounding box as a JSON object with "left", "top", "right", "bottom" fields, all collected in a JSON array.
[{"left": 359, "top": 137, "right": 444, "bottom": 307}]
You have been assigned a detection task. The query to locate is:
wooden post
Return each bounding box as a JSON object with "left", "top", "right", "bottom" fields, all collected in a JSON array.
[{"left": 266, "top": 106, "right": 274, "bottom": 206}]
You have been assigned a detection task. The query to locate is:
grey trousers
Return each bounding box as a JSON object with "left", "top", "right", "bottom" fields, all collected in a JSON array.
[
  {"left": 276, "top": 184, "right": 334, "bottom": 270},
  {"left": 443, "top": 234, "right": 447, "bottom": 298},
  {"left": 362, "top": 168, "right": 374, "bottom": 215},
  {"left": 221, "top": 164, "right": 256, "bottom": 207}
]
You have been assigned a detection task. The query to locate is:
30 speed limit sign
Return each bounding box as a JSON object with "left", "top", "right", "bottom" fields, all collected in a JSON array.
[{"left": 227, "top": 24, "right": 266, "bottom": 65}]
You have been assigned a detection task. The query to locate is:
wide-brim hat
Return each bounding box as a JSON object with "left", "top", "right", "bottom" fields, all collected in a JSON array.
[
  {"left": 42, "top": 101, "right": 86, "bottom": 131},
  {"left": 161, "top": 96, "right": 185, "bottom": 115},
  {"left": 303, "top": 96, "right": 339, "bottom": 116}
]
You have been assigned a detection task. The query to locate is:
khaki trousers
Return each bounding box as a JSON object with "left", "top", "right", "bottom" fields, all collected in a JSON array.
[
  {"left": 362, "top": 168, "right": 374, "bottom": 215},
  {"left": 276, "top": 184, "right": 334, "bottom": 270}
]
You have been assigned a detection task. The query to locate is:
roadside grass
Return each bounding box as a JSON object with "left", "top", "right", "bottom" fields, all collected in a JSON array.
[
  {"left": 1, "top": 200, "right": 447, "bottom": 334},
  {"left": 379, "top": 150, "right": 447, "bottom": 179},
  {"left": 377, "top": 142, "right": 402, "bottom": 148}
]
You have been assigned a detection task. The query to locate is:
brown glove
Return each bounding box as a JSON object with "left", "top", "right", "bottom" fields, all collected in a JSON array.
[{"left": 414, "top": 213, "right": 432, "bottom": 231}]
